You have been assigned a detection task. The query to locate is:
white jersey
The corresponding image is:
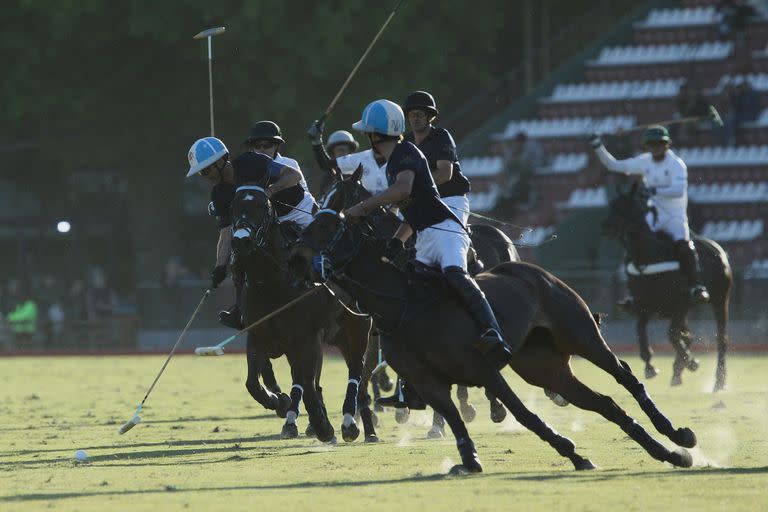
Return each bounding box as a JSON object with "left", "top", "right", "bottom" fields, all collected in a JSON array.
[
  {"left": 274, "top": 153, "right": 316, "bottom": 228},
  {"left": 336, "top": 149, "right": 388, "bottom": 195},
  {"left": 596, "top": 146, "right": 689, "bottom": 240}
]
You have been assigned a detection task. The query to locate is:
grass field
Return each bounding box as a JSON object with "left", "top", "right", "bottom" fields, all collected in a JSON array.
[{"left": 1, "top": 353, "right": 767, "bottom": 511}]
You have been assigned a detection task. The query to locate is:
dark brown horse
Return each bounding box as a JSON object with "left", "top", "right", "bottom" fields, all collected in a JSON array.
[
  {"left": 602, "top": 184, "right": 731, "bottom": 391},
  {"left": 289, "top": 211, "right": 697, "bottom": 473},
  {"left": 230, "top": 186, "right": 378, "bottom": 442},
  {"left": 319, "top": 169, "right": 514, "bottom": 434}
]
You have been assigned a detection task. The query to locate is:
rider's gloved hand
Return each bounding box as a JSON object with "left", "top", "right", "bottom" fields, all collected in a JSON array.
[
  {"left": 589, "top": 132, "right": 603, "bottom": 149},
  {"left": 210, "top": 265, "right": 228, "bottom": 289},
  {"left": 307, "top": 119, "right": 325, "bottom": 146},
  {"left": 384, "top": 238, "right": 405, "bottom": 263}
]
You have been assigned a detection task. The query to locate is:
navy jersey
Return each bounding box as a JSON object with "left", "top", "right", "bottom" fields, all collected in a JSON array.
[
  {"left": 232, "top": 152, "right": 304, "bottom": 217},
  {"left": 210, "top": 183, "right": 236, "bottom": 228},
  {"left": 405, "top": 126, "right": 470, "bottom": 198},
  {"left": 386, "top": 141, "right": 456, "bottom": 231}
]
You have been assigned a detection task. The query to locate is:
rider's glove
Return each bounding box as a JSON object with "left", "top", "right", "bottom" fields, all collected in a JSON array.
[
  {"left": 210, "top": 265, "right": 228, "bottom": 289},
  {"left": 307, "top": 119, "right": 325, "bottom": 146}
]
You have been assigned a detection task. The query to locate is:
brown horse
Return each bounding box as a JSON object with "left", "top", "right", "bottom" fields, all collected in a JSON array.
[
  {"left": 289, "top": 211, "right": 697, "bottom": 473},
  {"left": 230, "top": 186, "right": 378, "bottom": 443}
]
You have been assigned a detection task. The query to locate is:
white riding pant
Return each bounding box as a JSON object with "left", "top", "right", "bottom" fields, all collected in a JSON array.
[
  {"left": 415, "top": 218, "right": 470, "bottom": 271},
  {"left": 277, "top": 193, "right": 316, "bottom": 229},
  {"left": 442, "top": 194, "right": 470, "bottom": 227},
  {"left": 645, "top": 209, "right": 689, "bottom": 241}
]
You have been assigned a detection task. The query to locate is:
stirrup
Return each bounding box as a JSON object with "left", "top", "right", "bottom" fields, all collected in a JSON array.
[
  {"left": 474, "top": 330, "right": 513, "bottom": 367},
  {"left": 689, "top": 286, "right": 710, "bottom": 305}
]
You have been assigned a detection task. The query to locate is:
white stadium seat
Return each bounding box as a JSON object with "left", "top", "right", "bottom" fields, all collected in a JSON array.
[
  {"left": 547, "top": 79, "right": 684, "bottom": 103},
  {"left": 564, "top": 187, "right": 608, "bottom": 208},
  {"left": 640, "top": 7, "right": 720, "bottom": 27},
  {"left": 594, "top": 42, "right": 732, "bottom": 66},
  {"left": 676, "top": 146, "right": 768, "bottom": 166},
  {"left": 700, "top": 219, "right": 764, "bottom": 242},
  {"left": 461, "top": 156, "right": 504, "bottom": 177},
  {"left": 744, "top": 259, "right": 768, "bottom": 279},
  {"left": 711, "top": 73, "right": 768, "bottom": 93},
  {"left": 537, "top": 153, "right": 588, "bottom": 174},
  {"left": 496, "top": 116, "right": 635, "bottom": 140},
  {"left": 689, "top": 182, "right": 768, "bottom": 203},
  {"left": 467, "top": 188, "right": 500, "bottom": 213}
]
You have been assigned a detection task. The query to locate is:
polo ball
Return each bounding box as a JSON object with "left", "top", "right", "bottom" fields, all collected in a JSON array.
[{"left": 74, "top": 450, "right": 88, "bottom": 462}]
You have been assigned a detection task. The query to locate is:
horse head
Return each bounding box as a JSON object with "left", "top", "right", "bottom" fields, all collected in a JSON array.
[
  {"left": 230, "top": 185, "right": 277, "bottom": 254},
  {"left": 601, "top": 182, "right": 651, "bottom": 239},
  {"left": 288, "top": 209, "right": 373, "bottom": 285},
  {"left": 319, "top": 164, "right": 370, "bottom": 213}
]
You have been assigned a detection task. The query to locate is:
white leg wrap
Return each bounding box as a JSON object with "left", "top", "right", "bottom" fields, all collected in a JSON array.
[
  {"left": 291, "top": 384, "right": 304, "bottom": 393},
  {"left": 343, "top": 413, "right": 355, "bottom": 427},
  {"left": 348, "top": 379, "right": 359, "bottom": 386},
  {"left": 286, "top": 411, "right": 298, "bottom": 424}
]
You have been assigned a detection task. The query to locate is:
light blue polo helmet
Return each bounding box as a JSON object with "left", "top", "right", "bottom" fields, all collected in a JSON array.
[
  {"left": 352, "top": 99, "right": 405, "bottom": 136},
  {"left": 186, "top": 137, "right": 229, "bottom": 177}
]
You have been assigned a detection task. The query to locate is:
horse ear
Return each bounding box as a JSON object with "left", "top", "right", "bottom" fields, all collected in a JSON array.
[{"left": 352, "top": 163, "right": 364, "bottom": 182}]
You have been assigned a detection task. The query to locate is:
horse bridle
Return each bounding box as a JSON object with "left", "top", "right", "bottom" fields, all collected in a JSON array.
[{"left": 232, "top": 185, "right": 287, "bottom": 271}]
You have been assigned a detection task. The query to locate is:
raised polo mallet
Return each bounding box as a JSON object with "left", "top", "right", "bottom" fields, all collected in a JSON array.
[
  {"left": 625, "top": 105, "right": 724, "bottom": 133},
  {"left": 117, "top": 289, "right": 212, "bottom": 435},
  {"left": 193, "top": 26, "right": 226, "bottom": 136}
]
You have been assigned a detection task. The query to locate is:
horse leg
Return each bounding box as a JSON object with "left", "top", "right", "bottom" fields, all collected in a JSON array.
[
  {"left": 584, "top": 346, "right": 697, "bottom": 450},
  {"left": 290, "top": 346, "right": 334, "bottom": 443},
  {"left": 485, "top": 388, "right": 507, "bottom": 423},
  {"left": 636, "top": 313, "right": 658, "bottom": 379},
  {"left": 456, "top": 385, "right": 477, "bottom": 423},
  {"left": 409, "top": 376, "right": 482, "bottom": 474},
  {"left": 668, "top": 314, "right": 696, "bottom": 386},
  {"left": 261, "top": 359, "right": 281, "bottom": 394},
  {"left": 364, "top": 334, "right": 384, "bottom": 412},
  {"left": 712, "top": 292, "right": 729, "bottom": 392},
  {"left": 280, "top": 380, "right": 303, "bottom": 439},
  {"left": 305, "top": 348, "right": 325, "bottom": 438},
  {"left": 428, "top": 410, "right": 446, "bottom": 439},
  {"left": 483, "top": 370, "right": 596, "bottom": 471},
  {"left": 245, "top": 334, "right": 290, "bottom": 416}
]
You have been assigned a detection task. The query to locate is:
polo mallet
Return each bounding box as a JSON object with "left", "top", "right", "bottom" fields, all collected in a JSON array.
[
  {"left": 624, "top": 105, "right": 723, "bottom": 134},
  {"left": 117, "top": 289, "right": 212, "bottom": 435},
  {"left": 317, "top": 0, "right": 406, "bottom": 124},
  {"left": 193, "top": 26, "right": 226, "bottom": 136},
  {"left": 194, "top": 286, "right": 321, "bottom": 356}
]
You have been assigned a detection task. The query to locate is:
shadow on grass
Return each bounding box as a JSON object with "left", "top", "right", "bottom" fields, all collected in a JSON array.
[
  {"left": 0, "top": 473, "right": 449, "bottom": 503},
  {"left": 0, "top": 413, "right": 276, "bottom": 434},
  {"left": 503, "top": 465, "right": 768, "bottom": 483},
  {"left": 0, "top": 434, "right": 286, "bottom": 468}
]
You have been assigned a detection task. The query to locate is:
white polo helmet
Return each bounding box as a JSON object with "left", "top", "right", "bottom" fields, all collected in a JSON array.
[
  {"left": 326, "top": 130, "right": 359, "bottom": 152},
  {"left": 186, "top": 137, "right": 229, "bottom": 177},
  {"left": 352, "top": 99, "right": 405, "bottom": 136}
]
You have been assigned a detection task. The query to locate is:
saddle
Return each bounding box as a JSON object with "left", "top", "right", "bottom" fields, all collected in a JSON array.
[{"left": 624, "top": 230, "right": 679, "bottom": 278}]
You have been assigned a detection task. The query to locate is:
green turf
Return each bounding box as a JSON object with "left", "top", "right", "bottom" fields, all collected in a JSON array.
[{"left": 1, "top": 353, "right": 766, "bottom": 511}]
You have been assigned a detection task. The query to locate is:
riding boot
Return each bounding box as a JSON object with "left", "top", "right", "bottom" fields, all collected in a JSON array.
[
  {"left": 675, "top": 240, "right": 710, "bottom": 304},
  {"left": 219, "top": 267, "right": 245, "bottom": 330},
  {"left": 467, "top": 242, "right": 485, "bottom": 276},
  {"left": 443, "top": 266, "right": 514, "bottom": 367},
  {"left": 375, "top": 378, "right": 427, "bottom": 410}
]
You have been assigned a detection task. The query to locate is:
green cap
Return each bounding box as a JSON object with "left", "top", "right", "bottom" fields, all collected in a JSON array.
[{"left": 643, "top": 125, "right": 671, "bottom": 144}]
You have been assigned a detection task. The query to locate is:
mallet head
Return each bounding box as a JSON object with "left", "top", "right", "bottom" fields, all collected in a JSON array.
[
  {"left": 707, "top": 106, "right": 724, "bottom": 128},
  {"left": 193, "top": 27, "right": 226, "bottom": 40},
  {"left": 195, "top": 346, "right": 225, "bottom": 356},
  {"left": 117, "top": 414, "right": 141, "bottom": 435}
]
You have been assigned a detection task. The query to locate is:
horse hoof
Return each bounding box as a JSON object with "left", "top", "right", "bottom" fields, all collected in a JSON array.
[
  {"left": 669, "top": 448, "right": 693, "bottom": 468},
  {"left": 365, "top": 434, "right": 380, "bottom": 443},
  {"left": 305, "top": 423, "right": 316, "bottom": 438},
  {"left": 341, "top": 422, "right": 360, "bottom": 443},
  {"left": 574, "top": 458, "right": 597, "bottom": 471},
  {"left": 644, "top": 365, "right": 659, "bottom": 379},
  {"left": 275, "top": 393, "right": 291, "bottom": 418},
  {"left": 426, "top": 427, "right": 445, "bottom": 440},
  {"left": 378, "top": 373, "right": 394, "bottom": 392},
  {"left": 281, "top": 423, "right": 298, "bottom": 439},
  {"left": 551, "top": 394, "right": 569, "bottom": 407},
  {"left": 490, "top": 403, "right": 507, "bottom": 424},
  {"left": 686, "top": 358, "right": 700, "bottom": 372},
  {"left": 675, "top": 427, "right": 697, "bottom": 448},
  {"left": 670, "top": 375, "right": 682, "bottom": 387},
  {"left": 448, "top": 464, "right": 482, "bottom": 476},
  {"left": 315, "top": 424, "right": 335, "bottom": 443},
  {"left": 395, "top": 408, "right": 410, "bottom": 424},
  {"left": 460, "top": 403, "right": 477, "bottom": 423}
]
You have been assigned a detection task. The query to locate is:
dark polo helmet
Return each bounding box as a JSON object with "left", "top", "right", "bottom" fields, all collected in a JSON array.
[
  {"left": 244, "top": 120, "right": 285, "bottom": 145},
  {"left": 643, "top": 125, "right": 671, "bottom": 145},
  {"left": 403, "top": 90, "right": 438, "bottom": 117}
]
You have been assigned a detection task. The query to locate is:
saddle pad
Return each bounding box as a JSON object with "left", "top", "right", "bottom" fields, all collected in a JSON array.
[{"left": 626, "top": 261, "right": 680, "bottom": 276}]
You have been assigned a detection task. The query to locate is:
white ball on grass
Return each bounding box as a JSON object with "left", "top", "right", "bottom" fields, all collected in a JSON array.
[{"left": 74, "top": 450, "right": 88, "bottom": 462}]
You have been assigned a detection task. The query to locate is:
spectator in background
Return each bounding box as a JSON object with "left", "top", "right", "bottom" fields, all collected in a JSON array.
[
  {"left": 38, "top": 275, "right": 65, "bottom": 348},
  {"left": 723, "top": 78, "right": 761, "bottom": 146},
  {"left": 673, "top": 83, "right": 710, "bottom": 144},
  {"left": 717, "top": 0, "right": 757, "bottom": 41},
  {"left": 84, "top": 267, "right": 117, "bottom": 320},
  {"left": 66, "top": 279, "right": 88, "bottom": 322},
  {"left": 5, "top": 282, "right": 37, "bottom": 346},
  {"left": 499, "top": 131, "right": 544, "bottom": 212}
]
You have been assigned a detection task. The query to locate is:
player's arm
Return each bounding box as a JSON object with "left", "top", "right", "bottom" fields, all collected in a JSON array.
[
  {"left": 267, "top": 163, "right": 302, "bottom": 195},
  {"left": 393, "top": 222, "right": 413, "bottom": 242},
  {"left": 346, "top": 170, "right": 414, "bottom": 217},
  {"left": 215, "top": 227, "right": 232, "bottom": 266},
  {"left": 432, "top": 160, "right": 453, "bottom": 184},
  {"left": 432, "top": 131, "right": 457, "bottom": 184},
  {"left": 591, "top": 135, "right": 644, "bottom": 175}
]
